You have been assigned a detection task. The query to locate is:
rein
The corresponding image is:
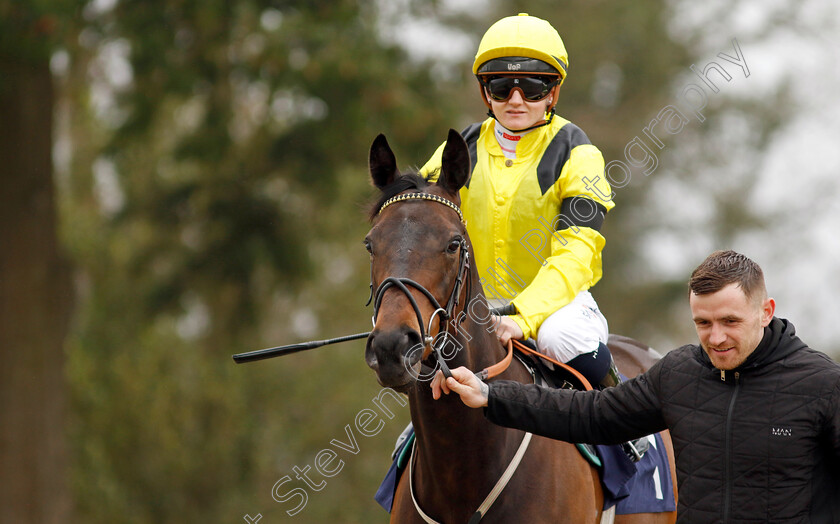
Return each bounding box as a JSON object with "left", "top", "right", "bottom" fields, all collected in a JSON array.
[{"left": 512, "top": 339, "right": 593, "bottom": 391}]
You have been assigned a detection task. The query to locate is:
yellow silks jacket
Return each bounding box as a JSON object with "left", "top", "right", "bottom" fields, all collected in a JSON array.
[{"left": 421, "top": 116, "right": 614, "bottom": 339}]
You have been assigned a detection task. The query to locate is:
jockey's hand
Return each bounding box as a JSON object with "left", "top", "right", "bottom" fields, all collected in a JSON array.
[
  {"left": 431, "top": 366, "right": 489, "bottom": 408},
  {"left": 492, "top": 315, "right": 523, "bottom": 345}
]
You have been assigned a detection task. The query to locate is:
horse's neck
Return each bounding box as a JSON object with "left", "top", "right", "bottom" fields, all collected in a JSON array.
[{"left": 408, "top": 287, "right": 529, "bottom": 496}]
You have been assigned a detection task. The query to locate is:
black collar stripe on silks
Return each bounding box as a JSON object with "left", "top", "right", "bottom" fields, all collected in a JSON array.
[
  {"left": 460, "top": 121, "right": 593, "bottom": 196},
  {"left": 460, "top": 123, "right": 481, "bottom": 188},
  {"left": 459, "top": 120, "right": 607, "bottom": 232},
  {"left": 536, "top": 122, "right": 591, "bottom": 195}
]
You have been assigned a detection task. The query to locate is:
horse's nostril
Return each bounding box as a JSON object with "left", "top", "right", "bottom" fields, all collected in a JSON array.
[
  {"left": 405, "top": 329, "right": 422, "bottom": 349},
  {"left": 373, "top": 330, "right": 410, "bottom": 359},
  {"left": 381, "top": 328, "right": 423, "bottom": 359},
  {"left": 368, "top": 327, "right": 425, "bottom": 373},
  {"left": 365, "top": 334, "right": 379, "bottom": 369}
]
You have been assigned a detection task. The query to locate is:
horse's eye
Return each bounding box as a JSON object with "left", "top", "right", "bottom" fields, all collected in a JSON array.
[
  {"left": 363, "top": 239, "right": 372, "bottom": 254},
  {"left": 446, "top": 238, "right": 461, "bottom": 254}
]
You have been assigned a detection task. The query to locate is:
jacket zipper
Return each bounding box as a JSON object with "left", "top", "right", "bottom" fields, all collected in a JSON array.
[{"left": 722, "top": 371, "right": 740, "bottom": 524}]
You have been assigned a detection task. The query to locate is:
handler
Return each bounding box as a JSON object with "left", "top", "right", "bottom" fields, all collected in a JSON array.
[{"left": 433, "top": 250, "right": 840, "bottom": 523}]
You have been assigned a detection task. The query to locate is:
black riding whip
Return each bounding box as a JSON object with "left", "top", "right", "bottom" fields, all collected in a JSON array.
[
  {"left": 232, "top": 332, "right": 370, "bottom": 364},
  {"left": 231, "top": 305, "right": 513, "bottom": 364}
]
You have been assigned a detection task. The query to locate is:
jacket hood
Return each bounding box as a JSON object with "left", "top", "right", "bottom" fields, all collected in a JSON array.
[{"left": 694, "top": 317, "right": 807, "bottom": 372}]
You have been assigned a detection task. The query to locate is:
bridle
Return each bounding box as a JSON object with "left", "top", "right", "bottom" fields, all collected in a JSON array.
[
  {"left": 368, "top": 190, "right": 516, "bottom": 380},
  {"left": 368, "top": 192, "right": 471, "bottom": 378},
  {"left": 370, "top": 190, "right": 528, "bottom": 523}
]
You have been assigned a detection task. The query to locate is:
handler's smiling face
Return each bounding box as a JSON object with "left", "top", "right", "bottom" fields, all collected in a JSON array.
[{"left": 690, "top": 282, "right": 775, "bottom": 370}]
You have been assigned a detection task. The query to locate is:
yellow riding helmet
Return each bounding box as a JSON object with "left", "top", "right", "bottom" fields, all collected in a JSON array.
[{"left": 473, "top": 13, "right": 569, "bottom": 85}]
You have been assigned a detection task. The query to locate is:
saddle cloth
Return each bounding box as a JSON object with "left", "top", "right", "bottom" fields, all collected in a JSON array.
[
  {"left": 375, "top": 426, "right": 675, "bottom": 515},
  {"left": 596, "top": 433, "right": 676, "bottom": 513}
]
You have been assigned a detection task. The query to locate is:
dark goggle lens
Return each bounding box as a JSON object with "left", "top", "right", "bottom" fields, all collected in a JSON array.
[{"left": 483, "top": 76, "right": 557, "bottom": 102}]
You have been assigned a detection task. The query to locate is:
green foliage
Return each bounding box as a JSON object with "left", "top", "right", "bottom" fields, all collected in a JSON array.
[
  {"left": 57, "top": 0, "right": 702, "bottom": 520},
  {"left": 46, "top": 0, "right": 835, "bottom": 522},
  {"left": 59, "top": 0, "right": 463, "bottom": 522},
  {"left": 0, "top": 0, "right": 81, "bottom": 62}
]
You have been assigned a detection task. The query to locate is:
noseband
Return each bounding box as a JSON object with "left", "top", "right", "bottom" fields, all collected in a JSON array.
[{"left": 369, "top": 192, "right": 471, "bottom": 378}]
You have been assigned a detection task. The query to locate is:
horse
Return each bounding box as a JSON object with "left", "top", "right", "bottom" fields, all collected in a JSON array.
[{"left": 364, "top": 129, "right": 677, "bottom": 524}]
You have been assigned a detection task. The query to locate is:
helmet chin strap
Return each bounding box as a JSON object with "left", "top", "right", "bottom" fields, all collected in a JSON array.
[
  {"left": 486, "top": 107, "right": 556, "bottom": 133},
  {"left": 482, "top": 83, "right": 560, "bottom": 133}
]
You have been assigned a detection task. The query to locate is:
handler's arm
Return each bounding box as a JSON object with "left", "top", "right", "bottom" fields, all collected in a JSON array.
[
  {"left": 434, "top": 364, "right": 667, "bottom": 444},
  {"left": 487, "top": 372, "right": 666, "bottom": 444}
]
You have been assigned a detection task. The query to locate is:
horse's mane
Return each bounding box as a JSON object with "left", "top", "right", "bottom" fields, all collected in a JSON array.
[{"left": 368, "top": 171, "right": 431, "bottom": 221}]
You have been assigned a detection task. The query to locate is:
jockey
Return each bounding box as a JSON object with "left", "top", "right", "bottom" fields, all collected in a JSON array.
[{"left": 419, "top": 13, "right": 648, "bottom": 461}]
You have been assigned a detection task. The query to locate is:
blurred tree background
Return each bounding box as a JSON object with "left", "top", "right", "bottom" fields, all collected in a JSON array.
[{"left": 1, "top": 0, "right": 837, "bottom": 522}]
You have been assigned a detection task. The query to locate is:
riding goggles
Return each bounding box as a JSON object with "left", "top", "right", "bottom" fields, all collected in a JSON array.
[{"left": 480, "top": 75, "right": 559, "bottom": 102}]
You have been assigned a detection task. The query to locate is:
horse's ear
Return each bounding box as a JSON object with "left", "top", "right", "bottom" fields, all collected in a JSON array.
[
  {"left": 369, "top": 134, "right": 399, "bottom": 190},
  {"left": 437, "top": 128, "right": 470, "bottom": 195}
]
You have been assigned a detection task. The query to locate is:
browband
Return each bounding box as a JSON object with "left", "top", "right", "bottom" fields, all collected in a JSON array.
[{"left": 378, "top": 192, "right": 465, "bottom": 224}]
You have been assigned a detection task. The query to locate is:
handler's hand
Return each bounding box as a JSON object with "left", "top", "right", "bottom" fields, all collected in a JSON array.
[
  {"left": 492, "top": 315, "right": 523, "bottom": 345},
  {"left": 430, "top": 366, "right": 489, "bottom": 408}
]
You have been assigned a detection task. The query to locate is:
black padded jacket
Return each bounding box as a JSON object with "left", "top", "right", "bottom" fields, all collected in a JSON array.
[{"left": 486, "top": 318, "right": 840, "bottom": 523}]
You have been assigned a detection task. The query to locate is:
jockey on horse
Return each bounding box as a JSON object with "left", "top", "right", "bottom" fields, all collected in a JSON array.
[{"left": 396, "top": 13, "right": 648, "bottom": 461}]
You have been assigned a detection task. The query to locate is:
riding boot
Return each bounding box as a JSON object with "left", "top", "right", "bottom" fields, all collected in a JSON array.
[{"left": 599, "top": 356, "right": 650, "bottom": 462}]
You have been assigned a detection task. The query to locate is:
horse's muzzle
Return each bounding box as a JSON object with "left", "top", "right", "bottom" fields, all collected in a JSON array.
[{"left": 365, "top": 326, "right": 425, "bottom": 391}]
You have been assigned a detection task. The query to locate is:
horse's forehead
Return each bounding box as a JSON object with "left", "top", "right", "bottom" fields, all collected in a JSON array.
[
  {"left": 378, "top": 206, "right": 451, "bottom": 240},
  {"left": 375, "top": 193, "right": 460, "bottom": 235}
]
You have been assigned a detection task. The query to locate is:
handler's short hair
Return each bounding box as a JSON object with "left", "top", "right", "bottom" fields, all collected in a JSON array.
[{"left": 689, "top": 250, "right": 767, "bottom": 304}]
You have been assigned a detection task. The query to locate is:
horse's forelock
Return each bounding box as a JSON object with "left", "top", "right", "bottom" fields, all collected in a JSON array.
[{"left": 369, "top": 171, "right": 432, "bottom": 221}]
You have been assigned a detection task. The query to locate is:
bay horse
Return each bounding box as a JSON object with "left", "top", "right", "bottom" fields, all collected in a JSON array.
[{"left": 364, "top": 129, "right": 677, "bottom": 523}]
